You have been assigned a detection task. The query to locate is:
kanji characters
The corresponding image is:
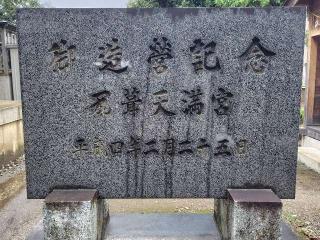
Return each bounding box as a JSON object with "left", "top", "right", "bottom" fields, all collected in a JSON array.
[
  {"left": 89, "top": 90, "right": 111, "bottom": 115},
  {"left": 197, "top": 138, "right": 211, "bottom": 151},
  {"left": 190, "top": 39, "right": 220, "bottom": 73},
  {"left": 240, "top": 37, "right": 276, "bottom": 74},
  {"left": 148, "top": 37, "right": 173, "bottom": 74},
  {"left": 127, "top": 136, "right": 141, "bottom": 158},
  {"left": 96, "top": 38, "right": 128, "bottom": 73},
  {"left": 152, "top": 89, "right": 176, "bottom": 116},
  {"left": 121, "top": 87, "right": 142, "bottom": 116},
  {"left": 214, "top": 139, "right": 232, "bottom": 156},
  {"left": 163, "top": 138, "right": 176, "bottom": 156},
  {"left": 49, "top": 39, "right": 76, "bottom": 72},
  {"left": 212, "top": 88, "right": 233, "bottom": 115},
  {"left": 143, "top": 139, "right": 159, "bottom": 155},
  {"left": 48, "top": 36, "right": 277, "bottom": 77},
  {"left": 110, "top": 141, "right": 124, "bottom": 155},
  {"left": 181, "top": 86, "right": 204, "bottom": 115},
  {"left": 92, "top": 137, "right": 107, "bottom": 156},
  {"left": 71, "top": 136, "right": 240, "bottom": 158},
  {"left": 178, "top": 139, "right": 193, "bottom": 154},
  {"left": 236, "top": 139, "right": 247, "bottom": 155},
  {"left": 72, "top": 137, "right": 89, "bottom": 154}
]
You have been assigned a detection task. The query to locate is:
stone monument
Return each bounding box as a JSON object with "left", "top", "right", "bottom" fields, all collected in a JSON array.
[{"left": 17, "top": 7, "right": 306, "bottom": 240}]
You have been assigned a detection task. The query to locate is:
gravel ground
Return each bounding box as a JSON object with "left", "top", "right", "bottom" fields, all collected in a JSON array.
[
  {"left": 283, "top": 163, "right": 320, "bottom": 240},
  {"left": 0, "top": 188, "right": 42, "bottom": 240},
  {"left": 0, "top": 155, "right": 25, "bottom": 185},
  {"left": 0, "top": 161, "right": 319, "bottom": 240}
]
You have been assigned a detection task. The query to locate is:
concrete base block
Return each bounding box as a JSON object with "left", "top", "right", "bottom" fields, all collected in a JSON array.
[
  {"left": 214, "top": 189, "right": 282, "bottom": 240},
  {"left": 43, "top": 189, "right": 108, "bottom": 240}
]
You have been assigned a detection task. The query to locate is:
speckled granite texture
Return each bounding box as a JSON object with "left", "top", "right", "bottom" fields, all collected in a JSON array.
[
  {"left": 43, "top": 189, "right": 107, "bottom": 240},
  {"left": 214, "top": 189, "right": 282, "bottom": 240},
  {"left": 17, "top": 8, "right": 306, "bottom": 199}
]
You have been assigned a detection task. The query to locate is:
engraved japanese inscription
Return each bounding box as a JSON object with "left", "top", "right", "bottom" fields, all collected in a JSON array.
[
  {"left": 190, "top": 39, "right": 220, "bottom": 73},
  {"left": 148, "top": 37, "right": 173, "bottom": 74},
  {"left": 49, "top": 39, "right": 76, "bottom": 72},
  {"left": 96, "top": 38, "right": 128, "bottom": 73},
  {"left": 240, "top": 37, "right": 276, "bottom": 74},
  {"left": 17, "top": 8, "right": 306, "bottom": 199}
]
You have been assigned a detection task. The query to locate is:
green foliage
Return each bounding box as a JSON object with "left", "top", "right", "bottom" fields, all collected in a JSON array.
[
  {"left": 300, "top": 108, "right": 304, "bottom": 124},
  {"left": 128, "top": 0, "right": 286, "bottom": 7},
  {"left": 128, "top": 0, "right": 159, "bottom": 8},
  {"left": 215, "top": 0, "right": 270, "bottom": 7},
  {"left": 0, "top": 0, "right": 40, "bottom": 23}
]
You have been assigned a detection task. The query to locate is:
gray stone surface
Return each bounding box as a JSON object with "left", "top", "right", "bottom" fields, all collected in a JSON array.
[
  {"left": 27, "top": 213, "right": 298, "bottom": 240},
  {"left": 215, "top": 189, "right": 282, "bottom": 240},
  {"left": 17, "top": 8, "right": 306, "bottom": 199},
  {"left": 43, "top": 189, "right": 107, "bottom": 240}
]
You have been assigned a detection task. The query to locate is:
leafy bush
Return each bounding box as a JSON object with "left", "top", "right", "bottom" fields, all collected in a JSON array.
[{"left": 300, "top": 108, "right": 304, "bottom": 124}]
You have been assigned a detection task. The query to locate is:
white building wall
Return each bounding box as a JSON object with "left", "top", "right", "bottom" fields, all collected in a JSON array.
[
  {"left": 9, "top": 47, "right": 21, "bottom": 100},
  {"left": 0, "top": 75, "right": 12, "bottom": 100}
]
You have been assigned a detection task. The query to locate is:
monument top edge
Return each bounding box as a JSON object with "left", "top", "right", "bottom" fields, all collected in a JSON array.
[{"left": 16, "top": 6, "right": 306, "bottom": 12}]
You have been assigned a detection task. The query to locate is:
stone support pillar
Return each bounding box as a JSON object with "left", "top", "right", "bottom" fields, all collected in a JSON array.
[
  {"left": 43, "top": 189, "right": 108, "bottom": 240},
  {"left": 214, "top": 189, "right": 282, "bottom": 240}
]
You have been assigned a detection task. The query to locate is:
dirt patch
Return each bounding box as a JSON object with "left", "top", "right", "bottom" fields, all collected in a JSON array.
[
  {"left": 0, "top": 172, "right": 26, "bottom": 209},
  {"left": 283, "top": 163, "right": 320, "bottom": 240},
  {"left": 109, "top": 198, "right": 214, "bottom": 214}
]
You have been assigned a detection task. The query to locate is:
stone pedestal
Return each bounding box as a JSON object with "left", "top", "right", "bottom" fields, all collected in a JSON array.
[
  {"left": 214, "top": 189, "right": 282, "bottom": 240},
  {"left": 43, "top": 189, "right": 108, "bottom": 240}
]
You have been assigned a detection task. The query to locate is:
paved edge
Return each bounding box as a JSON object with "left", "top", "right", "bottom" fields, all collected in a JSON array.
[{"left": 26, "top": 213, "right": 298, "bottom": 240}]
